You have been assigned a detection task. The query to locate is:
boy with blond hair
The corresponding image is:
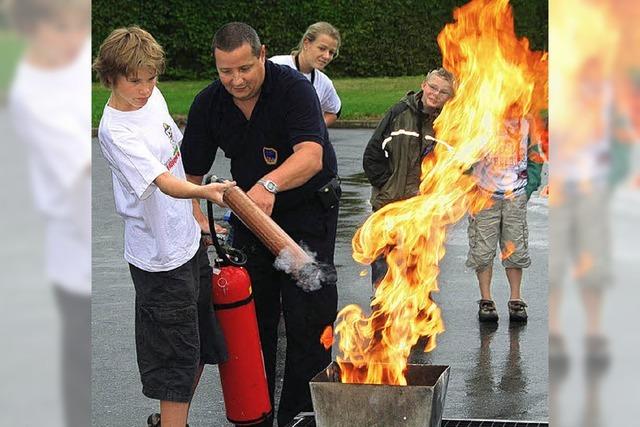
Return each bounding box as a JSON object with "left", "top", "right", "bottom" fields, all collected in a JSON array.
[{"left": 94, "top": 26, "right": 233, "bottom": 427}]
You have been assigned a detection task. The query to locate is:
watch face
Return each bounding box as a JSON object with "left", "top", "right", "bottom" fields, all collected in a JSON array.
[{"left": 260, "top": 179, "right": 277, "bottom": 193}]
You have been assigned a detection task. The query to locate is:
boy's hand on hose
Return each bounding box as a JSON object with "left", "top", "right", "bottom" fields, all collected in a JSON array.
[{"left": 203, "top": 180, "right": 236, "bottom": 207}]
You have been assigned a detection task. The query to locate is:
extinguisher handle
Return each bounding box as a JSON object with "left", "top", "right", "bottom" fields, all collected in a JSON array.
[{"left": 204, "top": 175, "right": 247, "bottom": 267}]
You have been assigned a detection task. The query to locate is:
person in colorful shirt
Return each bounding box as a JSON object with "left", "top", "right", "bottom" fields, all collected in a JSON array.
[{"left": 467, "top": 108, "right": 543, "bottom": 323}]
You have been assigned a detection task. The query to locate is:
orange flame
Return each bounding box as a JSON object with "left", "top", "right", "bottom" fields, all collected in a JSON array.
[
  {"left": 540, "top": 185, "right": 549, "bottom": 198},
  {"left": 334, "top": 0, "right": 547, "bottom": 385},
  {"left": 572, "top": 252, "right": 594, "bottom": 279},
  {"left": 500, "top": 241, "right": 516, "bottom": 260},
  {"left": 320, "top": 326, "right": 334, "bottom": 350}
]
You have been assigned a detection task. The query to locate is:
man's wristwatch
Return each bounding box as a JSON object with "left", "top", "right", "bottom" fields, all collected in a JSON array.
[{"left": 258, "top": 179, "right": 279, "bottom": 194}]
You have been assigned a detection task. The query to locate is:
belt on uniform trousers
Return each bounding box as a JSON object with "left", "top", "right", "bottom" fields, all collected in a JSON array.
[
  {"left": 269, "top": 176, "right": 342, "bottom": 213},
  {"left": 313, "top": 176, "right": 342, "bottom": 210}
]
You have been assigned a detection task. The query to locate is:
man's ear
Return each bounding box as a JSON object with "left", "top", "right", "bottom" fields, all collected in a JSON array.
[{"left": 259, "top": 45, "right": 266, "bottom": 62}]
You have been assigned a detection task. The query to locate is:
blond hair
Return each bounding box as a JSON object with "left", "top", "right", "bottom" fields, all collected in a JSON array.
[
  {"left": 292, "top": 21, "right": 341, "bottom": 58},
  {"left": 425, "top": 67, "right": 457, "bottom": 95},
  {"left": 92, "top": 26, "right": 165, "bottom": 88}
]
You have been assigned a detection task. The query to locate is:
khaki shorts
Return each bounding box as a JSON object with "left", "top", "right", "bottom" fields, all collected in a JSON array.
[
  {"left": 549, "top": 187, "right": 610, "bottom": 290},
  {"left": 466, "top": 193, "right": 531, "bottom": 271}
]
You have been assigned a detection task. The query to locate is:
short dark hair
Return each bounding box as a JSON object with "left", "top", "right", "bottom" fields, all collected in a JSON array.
[{"left": 212, "top": 22, "right": 261, "bottom": 57}]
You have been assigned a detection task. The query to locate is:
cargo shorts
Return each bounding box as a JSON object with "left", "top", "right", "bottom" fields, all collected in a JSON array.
[
  {"left": 129, "top": 242, "right": 228, "bottom": 402},
  {"left": 465, "top": 193, "right": 531, "bottom": 271}
]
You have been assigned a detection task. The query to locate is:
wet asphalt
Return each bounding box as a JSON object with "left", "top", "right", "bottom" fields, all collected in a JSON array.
[{"left": 92, "top": 128, "right": 548, "bottom": 426}]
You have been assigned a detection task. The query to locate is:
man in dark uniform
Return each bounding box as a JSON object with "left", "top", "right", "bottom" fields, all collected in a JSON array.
[{"left": 181, "top": 22, "right": 340, "bottom": 427}]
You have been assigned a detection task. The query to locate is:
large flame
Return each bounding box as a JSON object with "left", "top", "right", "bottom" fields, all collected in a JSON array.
[
  {"left": 334, "top": 0, "right": 548, "bottom": 385},
  {"left": 550, "top": 0, "right": 618, "bottom": 132}
]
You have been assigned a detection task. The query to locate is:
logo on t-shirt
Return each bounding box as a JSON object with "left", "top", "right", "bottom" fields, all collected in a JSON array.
[
  {"left": 163, "top": 123, "right": 181, "bottom": 170},
  {"left": 486, "top": 134, "right": 526, "bottom": 169},
  {"left": 263, "top": 147, "right": 278, "bottom": 165}
]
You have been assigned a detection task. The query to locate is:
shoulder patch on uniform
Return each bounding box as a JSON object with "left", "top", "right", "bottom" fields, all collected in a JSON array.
[{"left": 263, "top": 147, "right": 278, "bottom": 165}]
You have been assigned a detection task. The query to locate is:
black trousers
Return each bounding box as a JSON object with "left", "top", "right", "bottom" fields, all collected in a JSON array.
[
  {"left": 231, "top": 197, "right": 339, "bottom": 427},
  {"left": 371, "top": 255, "right": 389, "bottom": 288}
]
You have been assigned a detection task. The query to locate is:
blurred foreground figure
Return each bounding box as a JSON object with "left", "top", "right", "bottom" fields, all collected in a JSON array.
[
  {"left": 550, "top": 1, "right": 640, "bottom": 425},
  {"left": 549, "top": 58, "right": 639, "bottom": 425},
  {"left": 549, "top": 57, "right": 618, "bottom": 370},
  {"left": 7, "top": 1, "right": 91, "bottom": 426}
]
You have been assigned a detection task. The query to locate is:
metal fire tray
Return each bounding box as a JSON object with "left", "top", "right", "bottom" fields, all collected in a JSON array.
[
  {"left": 288, "top": 413, "right": 549, "bottom": 427},
  {"left": 309, "top": 362, "right": 450, "bottom": 427}
]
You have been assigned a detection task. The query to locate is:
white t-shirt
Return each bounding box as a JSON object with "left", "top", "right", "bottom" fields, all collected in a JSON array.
[
  {"left": 8, "top": 39, "right": 91, "bottom": 295},
  {"left": 98, "top": 87, "right": 200, "bottom": 272},
  {"left": 269, "top": 55, "right": 341, "bottom": 115}
]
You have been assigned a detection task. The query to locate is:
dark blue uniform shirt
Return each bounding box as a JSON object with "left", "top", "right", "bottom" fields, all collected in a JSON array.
[{"left": 181, "top": 60, "right": 337, "bottom": 213}]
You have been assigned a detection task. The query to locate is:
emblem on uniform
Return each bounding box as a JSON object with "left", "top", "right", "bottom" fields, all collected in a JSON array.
[{"left": 263, "top": 147, "right": 278, "bottom": 165}]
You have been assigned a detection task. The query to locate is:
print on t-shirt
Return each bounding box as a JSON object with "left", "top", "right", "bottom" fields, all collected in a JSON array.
[{"left": 164, "top": 122, "right": 181, "bottom": 170}]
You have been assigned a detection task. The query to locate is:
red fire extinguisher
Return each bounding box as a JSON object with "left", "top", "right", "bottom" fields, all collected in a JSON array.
[{"left": 206, "top": 177, "right": 272, "bottom": 425}]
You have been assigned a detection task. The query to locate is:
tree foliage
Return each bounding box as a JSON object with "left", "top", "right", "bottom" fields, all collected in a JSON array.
[{"left": 92, "top": 0, "right": 547, "bottom": 80}]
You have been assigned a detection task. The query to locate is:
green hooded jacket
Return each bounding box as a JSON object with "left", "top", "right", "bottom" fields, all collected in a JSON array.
[{"left": 363, "top": 91, "right": 442, "bottom": 211}]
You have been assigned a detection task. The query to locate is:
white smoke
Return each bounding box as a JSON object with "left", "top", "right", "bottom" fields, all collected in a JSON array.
[{"left": 273, "top": 246, "right": 326, "bottom": 292}]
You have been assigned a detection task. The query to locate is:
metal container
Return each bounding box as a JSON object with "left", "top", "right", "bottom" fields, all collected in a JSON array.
[{"left": 309, "top": 362, "right": 450, "bottom": 427}]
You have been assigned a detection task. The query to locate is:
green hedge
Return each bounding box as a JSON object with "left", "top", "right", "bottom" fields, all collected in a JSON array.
[{"left": 92, "top": 0, "right": 547, "bottom": 80}]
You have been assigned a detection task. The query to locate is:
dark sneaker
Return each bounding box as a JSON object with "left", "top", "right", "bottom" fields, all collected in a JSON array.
[
  {"left": 508, "top": 299, "right": 528, "bottom": 322},
  {"left": 585, "top": 335, "right": 610, "bottom": 373},
  {"left": 478, "top": 299, "right": 498, "bottom": 322},
  {"left": 549, "top": 334, "right": 569, "bottom": 380},
  {"left": 147, "top": 413, "right": 190, "bottom": 427},
  {"left": 147, "top": 413, "right": 161, "bottom": 427}
]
